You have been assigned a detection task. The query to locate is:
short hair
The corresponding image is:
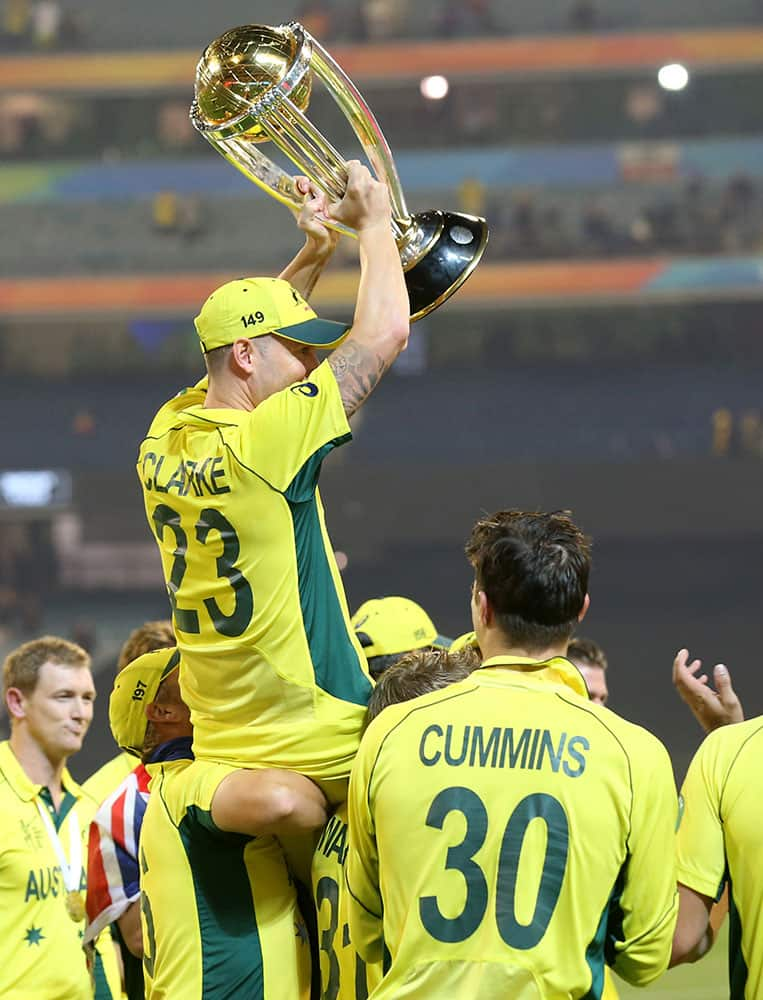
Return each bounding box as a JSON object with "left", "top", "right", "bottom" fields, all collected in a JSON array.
[
  {"left": 203, "top": 343, "right": 233, "bottom": 378},
  {"left": 465, "top": 510, "right": 591, "bottom": 653},
  {"left": 366, "top": 647, "right": 480, "bottom": 724},
  {"left": 204, "top": 336, "right": 271, "bottom": 379},
  {"left": 117, "top": 620, "right": 175, "bottom": 672},
  {"left": 567, "top": 636, "right": 608, "bottom": 671},
  {"left": 3, "top": 636, "right": 91, "bottom": 699}
]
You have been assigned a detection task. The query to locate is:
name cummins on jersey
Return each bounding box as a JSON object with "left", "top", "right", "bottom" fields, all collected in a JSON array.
[{"left": 346, "top": 657, "right": 678, "bottom": 999}]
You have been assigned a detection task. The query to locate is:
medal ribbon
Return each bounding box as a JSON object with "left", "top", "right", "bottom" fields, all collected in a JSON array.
[{"left": 35, "top": 797, "right": 82, "bottom": 895}]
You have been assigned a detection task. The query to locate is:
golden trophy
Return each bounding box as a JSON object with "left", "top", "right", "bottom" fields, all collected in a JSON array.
[{"left": 190, "top": 21, "right": 488, "bottom": 320}]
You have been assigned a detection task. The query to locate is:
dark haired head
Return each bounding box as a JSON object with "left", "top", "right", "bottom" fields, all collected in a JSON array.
[{"left": 465, "top": 510, "right": 591, "bottom": 652}]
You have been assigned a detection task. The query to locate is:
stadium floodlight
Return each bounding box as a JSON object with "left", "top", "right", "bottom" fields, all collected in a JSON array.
[
  {"left": 657, "top": 63, "right": 690, "bottom": 91},
  {"left": 420, "top": 75, "right": 449, "bottom": 100}
]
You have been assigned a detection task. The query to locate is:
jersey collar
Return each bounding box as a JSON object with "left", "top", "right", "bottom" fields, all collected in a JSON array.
[
  {"left": 477, "top": 655, "right": 590, "bottom": 699},
  {"left": 0, "top": 740, "right": 83, "bottom": 803},
  {"left": 178, "top": 404, "right": 245, "bottom": 428}
]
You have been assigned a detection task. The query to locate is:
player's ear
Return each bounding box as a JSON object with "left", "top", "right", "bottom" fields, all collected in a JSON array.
[
  {"left": 578, "top": 593, "right": 590, "bottom": 623},
  {"left": 146, "top": 700, "right": 188, "bottom": 724},
  {"left": 5, "top": 687, "right": 27, "bottom": 721},
  {"left": 230, "top": 337, "right": 256, "bottom": 375},
  {"left": 145, "top": 700, "right": 170, "bottom": 723},
  {"left": 476, "top": 589, "right": 492, "bottom": 628}
]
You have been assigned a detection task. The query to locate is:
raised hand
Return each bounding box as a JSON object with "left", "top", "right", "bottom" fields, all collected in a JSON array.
[
  {"left": 672, "top": 648, "right": 744, "bottom": 734},
  {"left": 294, "top": 176, "right": 339, "bottom": 258},
  {"left": 328, "top": 160, "right": 392, "bottom": 234}
]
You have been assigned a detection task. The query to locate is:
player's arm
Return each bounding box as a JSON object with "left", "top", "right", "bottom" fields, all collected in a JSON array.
[
  {"left": 670, "top": 884, "right": 715, "bottom": 965},
  {"left": 327, "top": 160, "right": 410, "bottom": 417},
  {"left": 672, "top": 730, "right": 728, "bottom": 964},
  {"left": 279, "top": 177, "right": 340, "bottom": 300},
  {"left": 211, "top": 767, "right": 328, "bottom": 837},
  {"left": 608, "top": 738, "right": 679, "bottom": 986},
  {"left": 116, "top": 900, "right": 143, "bottom": 959},
  {"left": 345, "top": 726, "right": 385, "bottom": 964},
  {"left": 672, "top": 648, "right": 744, "bottom": 733}
]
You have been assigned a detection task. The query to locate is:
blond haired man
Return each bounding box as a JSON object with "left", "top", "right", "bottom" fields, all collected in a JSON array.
[{"left": 0, "top": 636, "right": 114, "bottom": 998}]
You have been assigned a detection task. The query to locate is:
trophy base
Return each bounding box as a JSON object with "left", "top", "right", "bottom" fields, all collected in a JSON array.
[{"left": 403, "top": 211, "right": 489, "bottom": 321}]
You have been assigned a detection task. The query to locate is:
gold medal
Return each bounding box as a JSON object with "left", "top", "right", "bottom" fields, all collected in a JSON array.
[{"left": 65, "top": 890, "right": 86, "bottom": 923}]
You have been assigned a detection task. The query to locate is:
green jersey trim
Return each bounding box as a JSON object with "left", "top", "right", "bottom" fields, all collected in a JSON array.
[
  {"left": 728, "top": 877, "right": 749, "bottom": 1000},
  {"left": 38, "top": 787, "right": 78, "bottom": 832},
  {"left": 179, "top": 806, "right": 265, "bottom": 1000},
  {"left": 93, "top": 950, "right": 115, "bottom": 1000},
  {"left": 287, "top": 490, "right": 371, "bottom": 708},
  {"left": 582, "top": 865, "right": 626, "bottom": 1000}
]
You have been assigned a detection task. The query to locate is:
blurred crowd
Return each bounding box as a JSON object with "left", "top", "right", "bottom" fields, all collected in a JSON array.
[
  {"left": 141, "top": 171, "right": 763, "bottom": 263},
  {"left": 0, "top": 0, "right": 81, "bottom": 51},
  {"left": 0, "top": 0, "right": 613, "bottom": 50},
  {"left": 5, "top": 0, "right": 763, "bottom": 52},
  {"left": 483, "top": 173, "right": 763, "bottom": 260}
]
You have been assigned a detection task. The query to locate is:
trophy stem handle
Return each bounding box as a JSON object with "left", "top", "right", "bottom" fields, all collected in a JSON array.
[
  {"left": 266, "top": 103, "right": 348, "bottom": 203},
  {"left": 308, "top": 37, "right": 411, "bottom": 227},
  {"left": 207, "top": 133, "right": 358, "bottom": 241}
]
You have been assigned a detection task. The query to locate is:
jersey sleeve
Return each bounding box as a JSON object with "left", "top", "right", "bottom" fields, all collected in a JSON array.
[
  {"left": 236, "top": 360, "right": 352, "bottom": 497},
  {"left": 675, "top": 732, "right": 727, "bottom": 901},
  {"left": 608, "top": 734, "right": 679, "bottom": 986},
  {"left": 345, "top": 721, "right": 386, "bottom": 966}
]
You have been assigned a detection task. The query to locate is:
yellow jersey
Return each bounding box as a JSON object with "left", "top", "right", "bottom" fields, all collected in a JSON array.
[
  {"left": 82, "top": 751, "right": 136, "bottom": 808},
  {"left": 312, "top": 802, "right": 383, "bottom": 999},
  {"left": 140, "top": 750, "right": 311, "bottom": 999},
  {"left": 82, "top": 752, "right": 137, "bottom": 1000},
  {"left": 676, "top": 717, "right": 763, "bottom": 1000},
  {"left": 137, "top": 361, "right": 372, "bottom": 778},
  {"left": 346, "top": 657, "right": 678, "bottom": 999},
  {"left": 601, "top": 969, "right": 620, "bottom": 999},
  {"left": 0, "top": 740, "right": 104, "bottom": 999}
]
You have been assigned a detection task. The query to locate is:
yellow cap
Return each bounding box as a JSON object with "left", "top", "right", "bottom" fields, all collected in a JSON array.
[
  {"left": 352, "top": 596, "right": 452, "bottom": 659},
  {"left": 109, "top": 648, "right": 181, "bottom": 757},
  {"left": 194, "top": 276, "right": 350, "bottom": 353},
  {"left": 449, "top": 631, "right": 480, "bottom": 653}
]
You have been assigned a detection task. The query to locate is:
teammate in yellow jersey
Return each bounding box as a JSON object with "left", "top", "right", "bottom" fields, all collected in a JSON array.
[
  {"left": 83, "top": 619, "right": 176, "bottom": 1000},
  {"left": 567, "top": 636, "right": 610, "bottom": 707},
  {"left": 346, "top": 510, "right": 679, "bottom": 998},
  {"left": 0, "top": 636, "right": 116, "bottom": 999},
  {"left": 136, "top": 163, "right": 409, "bottom": 786},
  {"left": 84, "top": 619, "right": 176, "bottom": 808},
  {"left": 108, "top": 648, "right": 329, "bottom": 999},
  {"left": 312, "top": 647, "right": 477, "bottom": 1000},
  {"left": 669, "top": 648, "right": 758, "bottom": 997}
]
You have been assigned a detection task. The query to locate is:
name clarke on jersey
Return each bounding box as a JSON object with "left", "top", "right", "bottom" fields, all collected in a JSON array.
[
  {"left": 419, "top": 724, "right": 590, "bottom": 777},
  {"left": 141, "top": 453, "right": 230, "bottom": 497}
]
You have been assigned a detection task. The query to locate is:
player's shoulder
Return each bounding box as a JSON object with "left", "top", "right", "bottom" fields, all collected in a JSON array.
[
  {"left": 565, "top": 698, "right": 673, "bottom": 767},
  {"left": 254, "top": 359, "right": 339, "bottom": 417},
  {"left": 82, "top": 752, "right": 135, "bottom": 804},
  {"left": 695, "top": 715, "right": 763, "bottom": 768},
  {"left": 141, "top": 382, "right": 208, "bottom": 442}
]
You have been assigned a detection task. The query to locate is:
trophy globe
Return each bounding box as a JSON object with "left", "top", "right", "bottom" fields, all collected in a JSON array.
[{"left": 191, "top": 22, "right": 488, "bottom": 320}]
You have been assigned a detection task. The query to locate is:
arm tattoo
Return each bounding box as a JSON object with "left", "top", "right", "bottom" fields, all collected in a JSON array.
[{"left": 328, "top": 340, "right": 390, "bottom": 417}]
